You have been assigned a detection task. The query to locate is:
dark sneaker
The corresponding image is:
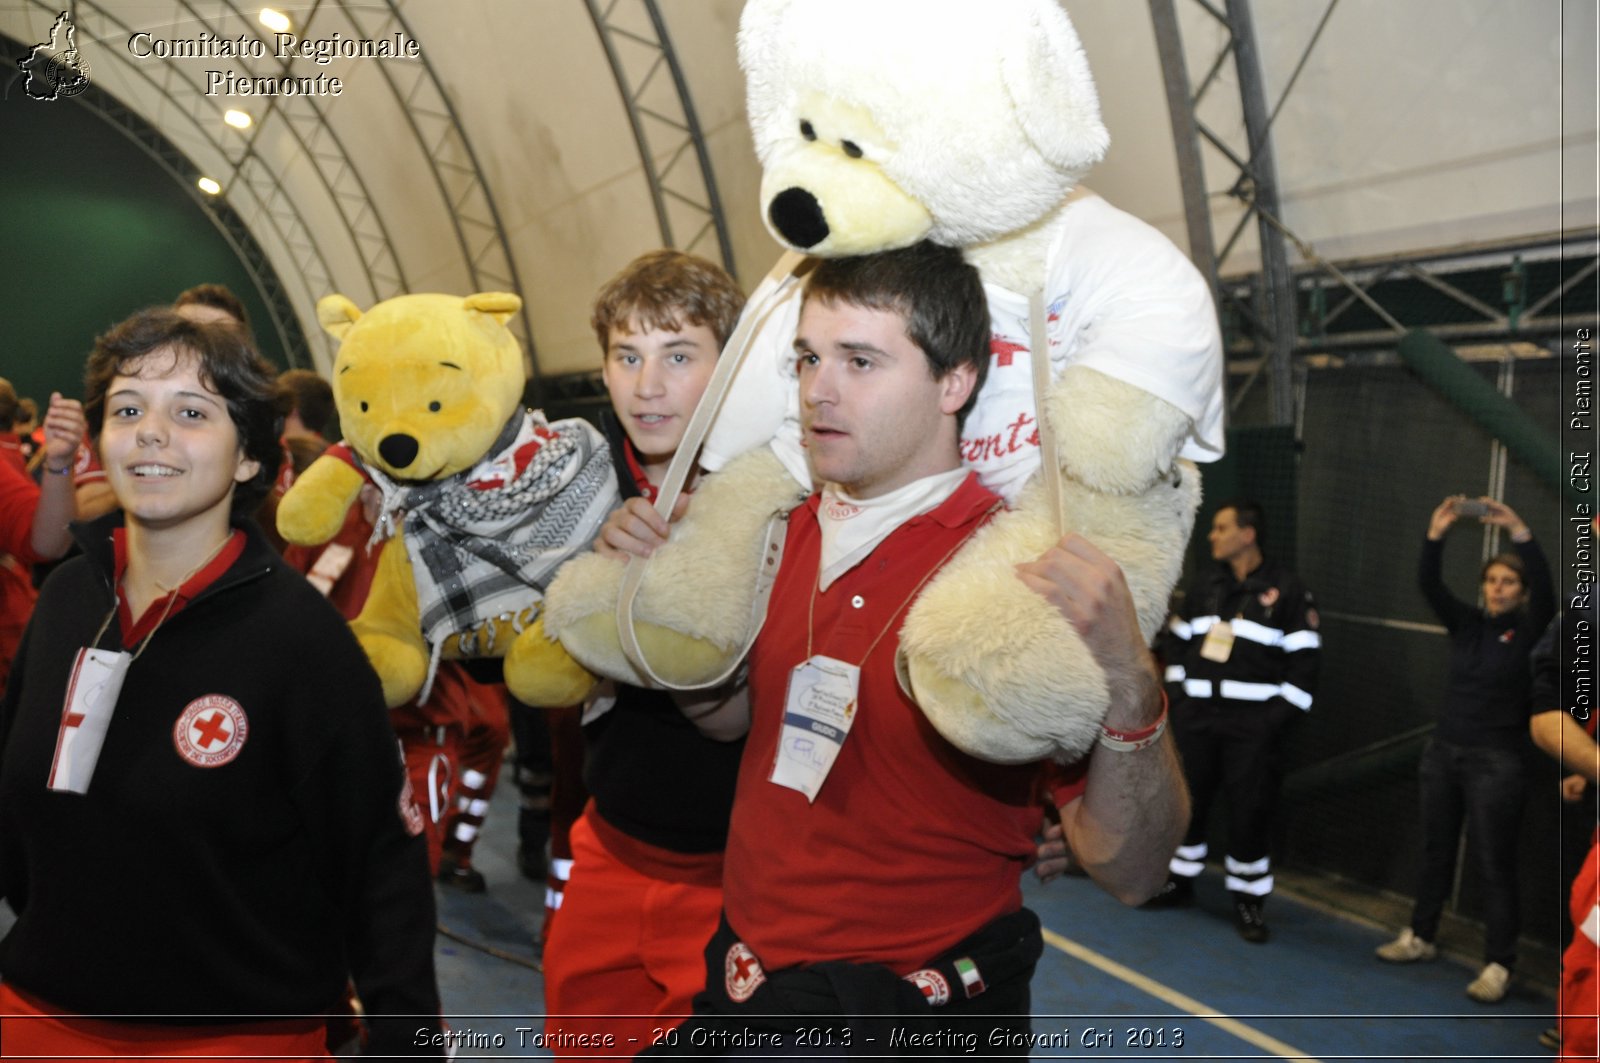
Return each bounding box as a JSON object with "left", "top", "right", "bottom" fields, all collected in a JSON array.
[
  {"left": 516, "top": 843, "right": 547, "bottom": 883},
  {"left": 1142, "top": 875, "right": 1195, "bottom": 909},
  {"left": 1234, "top": 898, "right": 1270, "bottom": 943},
  {"left": 437, "top": 853, "right": 487, "bottom": 893}
]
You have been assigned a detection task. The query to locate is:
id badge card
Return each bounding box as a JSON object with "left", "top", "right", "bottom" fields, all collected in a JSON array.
[
  {"left": 769, "top": 655, "right": 860, "bottom": 803},
  {"left": 48, "top": 648, "right": 131, "bottom": 794},
  {"left": 1200, "top": 620, "right": 1235, "bottom": 663}
]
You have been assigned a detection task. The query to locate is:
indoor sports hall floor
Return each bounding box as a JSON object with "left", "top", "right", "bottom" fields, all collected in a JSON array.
[{"left": 430, "top": 770, "right": 1561, "bottom": 1062}]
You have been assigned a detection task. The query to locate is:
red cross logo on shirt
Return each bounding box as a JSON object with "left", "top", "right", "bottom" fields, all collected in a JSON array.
[
  {"left": 990, "top": 336, "right": 1027, "bottom": 368},
  {"left": 173, "top": 695, "right": 249, "bottom": 768}
]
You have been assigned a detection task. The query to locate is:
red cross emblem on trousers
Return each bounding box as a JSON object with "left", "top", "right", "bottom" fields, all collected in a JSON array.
[
  {"left": 173, "top": 695, "right": 249, "bottom": 768},
  {"left": 724, "top": 941, "right": 766, "bottom": 1003}
]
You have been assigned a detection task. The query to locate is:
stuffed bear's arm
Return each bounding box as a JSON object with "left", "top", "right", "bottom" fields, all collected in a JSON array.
[
  {"left": 1020, "top": 193, "right": 1223, "bottom": 495},
  {"left": 1051, "top": 370, "right": 1193, "bottom": 495},
  {"left": 544, "top": 446, "right": 810, "bottom": 688},
  {"left": 901, "top": 464, "right": 1200, "bottom": 764},
  {"left": 277, "top": 454, "right": 367, "bottom": 546}
]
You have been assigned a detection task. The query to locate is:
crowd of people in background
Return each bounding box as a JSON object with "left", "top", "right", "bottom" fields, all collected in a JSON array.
[{"left": 0, "top": 257, "right": 1592, "bottom": 1058}]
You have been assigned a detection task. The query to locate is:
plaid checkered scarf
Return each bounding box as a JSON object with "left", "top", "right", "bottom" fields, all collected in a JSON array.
[{"left": 362, "top": 408, "right": 617, "bottom": 698}]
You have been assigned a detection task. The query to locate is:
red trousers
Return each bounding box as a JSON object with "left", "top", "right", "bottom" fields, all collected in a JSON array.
[
  {"left": 1563, "top": 839, "right": 1600, "bottom": 1061},
  {"left": 541, "top": 807, "right": 724, "bottom": 1058},
  {"left": 393, "top": 667, "right": 512, "bottom": 873}
]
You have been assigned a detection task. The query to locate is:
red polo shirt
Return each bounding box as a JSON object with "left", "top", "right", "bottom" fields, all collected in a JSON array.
[{"left": 723, "top": 472, "right": 1085, "bottom": 975}]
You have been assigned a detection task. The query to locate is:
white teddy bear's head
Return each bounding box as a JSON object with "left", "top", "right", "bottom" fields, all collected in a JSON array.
[{"left": 739, "top": 0, "right": 1109, "bottom": 256}]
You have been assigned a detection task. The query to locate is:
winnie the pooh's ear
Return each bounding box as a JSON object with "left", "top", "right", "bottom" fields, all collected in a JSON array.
[
  {"left": 463, "top": 292, "right": 521, "bottom": 326},
  {"left": 1000, "top": 0, "right": 1109, "bottom": 175},
  {"left": 317, "top": 294, "right": 363, "bottom": 340}
]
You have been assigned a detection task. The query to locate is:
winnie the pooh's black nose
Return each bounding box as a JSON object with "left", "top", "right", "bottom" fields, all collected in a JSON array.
[
  {"left": 379, "top": 433, "right": 419, "bottom": 470},
  {"left": 769, "top": 187, "right": 829, "bottom": 248}
]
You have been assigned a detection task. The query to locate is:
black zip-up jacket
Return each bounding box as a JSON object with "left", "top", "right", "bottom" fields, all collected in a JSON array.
[
  {"left": 1418, "top": 534, "right": 1554, "bottom": 748},
  {"left": 1163, "top": 558, "right": 1321, "bottom": 718},
  {"left": 580, "top": 413, "right": 745, "bottom": 855},
  {"left": 0, "top": 514, "right": 442, "bottom": 1054}
]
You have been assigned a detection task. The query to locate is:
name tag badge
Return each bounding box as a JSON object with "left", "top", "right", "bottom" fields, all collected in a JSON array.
[
  {"left": 1200, "top": 620, "right": 1235, "bottom": 663},
  {"left": 48, "top": 648, "right": 131, "bottom": 794},
  {"left": 769, "top": 655, "right": 860, "bottom": 803}
]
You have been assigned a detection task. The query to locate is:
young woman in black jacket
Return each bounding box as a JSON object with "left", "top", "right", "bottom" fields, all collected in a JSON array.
[
  {"left": 1375, "top": 494, "right": 1554, "bottom": 1005},
  {"left": 0, "top": 309, "right": 443, "bottom": 1058}
]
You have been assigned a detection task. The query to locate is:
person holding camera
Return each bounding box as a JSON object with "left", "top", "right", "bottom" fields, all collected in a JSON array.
[{"left": 1376, "top": 495, "right": 1554, "bottom": 1004}]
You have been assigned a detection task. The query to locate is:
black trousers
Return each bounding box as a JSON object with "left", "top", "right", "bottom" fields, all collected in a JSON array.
[
  {"left": 1411, "top": 736, "right": 1527, "bottom": 967},
  {"left": 1171, "top": 699, "right": 1297, "bottom": 893}
]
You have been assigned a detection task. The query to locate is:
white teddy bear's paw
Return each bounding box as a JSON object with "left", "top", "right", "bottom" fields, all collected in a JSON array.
[
  {"left": 545, "top": 446, "right": 809, "bottom": 688},
  {"left": 1049, "top": 368, "right": 1193, "bottom": 496},
  {"left": 900, "top": 465, "right": 1201, "bottom": 763},
  {"left": 900, "top": 498, "right": 1107, "bottom": 763},
  {"left": 542, "top": 551, "right": 643, "bottom": 685}
]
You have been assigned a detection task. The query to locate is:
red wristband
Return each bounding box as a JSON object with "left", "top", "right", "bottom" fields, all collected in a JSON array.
[{"left": 1099, "top": 690, "right": 1169, "bottom": 752}]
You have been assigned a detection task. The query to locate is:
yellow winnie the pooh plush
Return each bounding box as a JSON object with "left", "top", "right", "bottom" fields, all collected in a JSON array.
[{"left": 277, "top": 291, "right": 615, "bottom": 708}]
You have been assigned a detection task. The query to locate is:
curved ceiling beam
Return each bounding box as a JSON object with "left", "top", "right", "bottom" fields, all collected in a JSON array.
[
  {"left": 337, "top": 0, "right": 539, "bottom": 380},
  {"left": 0, "top": 15, "right": 317, "bottom": 367},
  {"left": 5, "top": 0, "right": 349, "bottom": 365},
  {"left": 5, "top": 1, "right": 525, "bottom": 375},
  {"left": 585, "top": 0, "right": 736, "bottom": 276},
  {"left": 196, "top": 0, "right": 411, "bottom": 302}
]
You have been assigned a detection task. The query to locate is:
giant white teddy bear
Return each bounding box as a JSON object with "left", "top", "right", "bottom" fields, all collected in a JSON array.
[{"left": 542, "top": 0, "right": 1224, "bottom": 764}]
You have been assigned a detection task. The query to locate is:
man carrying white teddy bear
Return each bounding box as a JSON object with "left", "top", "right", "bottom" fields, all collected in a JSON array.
[{"left": 610, "top": 242, "right": 1187, "bottom": 1054}]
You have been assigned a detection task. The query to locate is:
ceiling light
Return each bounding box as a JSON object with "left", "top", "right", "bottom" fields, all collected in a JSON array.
[
  {"left": 259, "top": 8, "right": 291, "bottom": 34},
  {"left": 198, "top": 177, "right": 222, "bottom": 195},
  {"left": 223, "top": 109, "right": 252, "bottom": 129}
]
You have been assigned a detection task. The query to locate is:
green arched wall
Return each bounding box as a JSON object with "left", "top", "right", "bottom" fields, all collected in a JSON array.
[{"left": 0, "top": 85, "right": 296, "bottom": 408}]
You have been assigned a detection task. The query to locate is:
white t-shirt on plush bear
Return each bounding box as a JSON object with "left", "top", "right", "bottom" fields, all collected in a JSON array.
[{"left": 699, "top": 191, "right": 1225, "bottom": 505}]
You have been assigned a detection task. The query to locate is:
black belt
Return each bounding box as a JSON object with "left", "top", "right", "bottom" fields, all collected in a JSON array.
[{"left": 644, "top": 908, "right": 1042, "bottom": 1058}]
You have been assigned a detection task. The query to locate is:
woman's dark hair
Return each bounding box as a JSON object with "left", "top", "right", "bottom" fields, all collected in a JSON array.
[
  {"left": 1480, "top": 551, "right": 1527, "bottom": 587},
  {"left": 84, "top": 307, "right": 288, "bottom": 518},
  {"left": 174, "top": 283, "right": 249, "bottom": 329}
]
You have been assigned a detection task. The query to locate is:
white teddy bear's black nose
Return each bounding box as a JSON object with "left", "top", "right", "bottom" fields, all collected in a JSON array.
[
  {"left": 379, "top": 433, "right": 420, "bottom": 470},
  {"left": 769, "top": 187, "right": 828, "bottom": 248}
]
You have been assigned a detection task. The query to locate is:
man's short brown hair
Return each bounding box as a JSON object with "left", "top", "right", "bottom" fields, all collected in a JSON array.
[
  {"left": 803, "top": 241, "right": 990, "bottom": 431},
  {"left": 591, "top": 250, "right": 745, "bottom": 354}
]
